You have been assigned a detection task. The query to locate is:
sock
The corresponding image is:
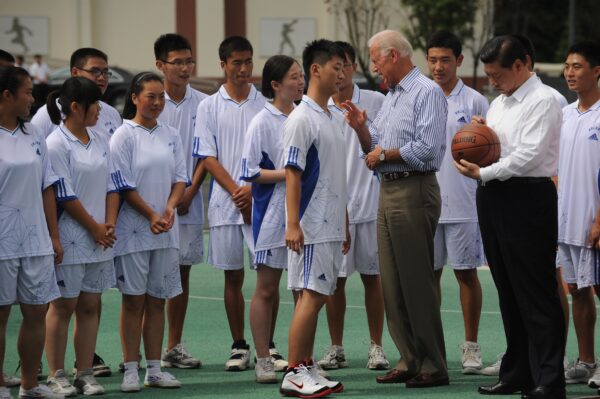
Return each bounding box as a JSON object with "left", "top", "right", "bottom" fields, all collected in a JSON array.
[
  {"left": 123, "top": 361, "right": 138, "bottom": 376},
  {"left": 146, "top": 360, "right": 161, "bottom": 377}
]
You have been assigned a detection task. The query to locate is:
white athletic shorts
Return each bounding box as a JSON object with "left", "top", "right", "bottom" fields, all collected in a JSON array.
[
  {"left": 0, "top": 255, "right": 60, "bottom": 305},
  {"left": 557, "top": 243, "right": 600, "bottom": 288},
  {"left": 115, "top": 248, "right": 182, "bottom": 299},
  {"left": 54, "top": 260, "right": 115, "bottom": 298},
  {"left": 207, "top": 224, "right": 254, "bottom": 270},
  {"left": 434, "top": 222, "right": 484, "bottom": 271},
  {"left": 252, "top": 246, "right": 287, "bottom": 270},
  {"left": 179, "top": 224, "right": 204, "bottom": 265},
  {"left": 288, "top": 242, "right": 343, "bottom": 296},
  {"left": 339, "top": 221, "right": 379, "bottom": 278}
]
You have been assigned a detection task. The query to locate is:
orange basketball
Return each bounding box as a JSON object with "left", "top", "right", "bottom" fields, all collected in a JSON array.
[{"left": 451, "top": 123, "right": 501, "bottom": 167}]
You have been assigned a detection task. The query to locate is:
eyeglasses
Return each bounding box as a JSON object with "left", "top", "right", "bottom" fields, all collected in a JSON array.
[
  {"left": 76, "top": 67, "right": 113, "bottom": 78},
  {"left": 160, "top": 59, "right": 196, "bottom": 68}
]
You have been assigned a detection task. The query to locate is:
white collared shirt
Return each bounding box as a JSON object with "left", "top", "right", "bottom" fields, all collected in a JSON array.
[
  {"left": 328, "top": 84, "right": 385, "bottom": 224},
  {"left": 193, "top": 84, "right": 266, "bottom": 227},
  {"left": 159, "top": 85, "right": 208, "bottom": 226},
  {"left": 480, "top": 73, "right": 562, "bottom": 182},
  {"left": 46, "top": 124, "right": 116, "bottom": 264},
  {"left": 284, "top": 95, "right": 347, "bottom": 245}
]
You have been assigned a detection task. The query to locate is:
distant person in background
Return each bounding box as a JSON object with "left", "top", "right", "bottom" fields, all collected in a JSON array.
[
  {"left": 14, "top": 55, "right": 27, "bottom": 71},
  {"left": 29, "top": 55, "right": 49, "bottom": 84},
  {"left": 0, "top": 50, "right": 15, "bottom": 67}
]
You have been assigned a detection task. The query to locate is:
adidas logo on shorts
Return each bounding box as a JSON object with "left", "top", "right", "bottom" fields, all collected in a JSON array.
[{"left": 318, "top": 274, "right": 327, "bottom": 281}]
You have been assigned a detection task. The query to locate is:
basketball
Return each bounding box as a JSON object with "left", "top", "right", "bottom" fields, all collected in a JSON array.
[{"left": 451, "top": 123, "right": 501, "bottom": 167}]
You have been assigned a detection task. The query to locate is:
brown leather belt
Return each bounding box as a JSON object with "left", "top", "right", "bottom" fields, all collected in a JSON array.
[{"left": 380, "top": 171, "right": 435, "bottom": 182}]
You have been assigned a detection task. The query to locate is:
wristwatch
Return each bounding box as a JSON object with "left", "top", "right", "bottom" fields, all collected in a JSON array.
[{"left": 379, "top": 149, "right": 386, "bottom": 162}]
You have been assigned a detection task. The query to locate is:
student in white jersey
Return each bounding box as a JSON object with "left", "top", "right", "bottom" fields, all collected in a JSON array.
[
  {"left": 154, "top": 33, "right": 208, "bottom": 370},
  {"left": 31, "top": 48, "right": 122, "bottom": 139},
  {"left": 425, "top": 31, "right": 488, "bottom": 374},
  {"left": 110, "top": 72, "right": 187, "bottom": 393},
  {"left": 240, "top": 55, "right": 304, "bottom": 383},
  {"left": 556, "top": 42, "right": 600, "bottom": 389},
  {"left": 193, "top": 36, "right": 268, "bottom": 371},
  {"left": 0, "top": 66, "right": 63, "bottom": 399},
  {"left": 319, "top": 41, "right": 389, "bottom": 372},
  {"left": 43, "top": 77, "right": 118, "bottom": 397},
  {"left": 280, "top": 39, "right": 349, "bottom": 399}
]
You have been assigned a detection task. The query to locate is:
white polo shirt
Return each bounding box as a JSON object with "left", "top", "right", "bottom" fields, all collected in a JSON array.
[
  {"left": 193, "top": 84, "right": 266, "bottom": 228},
  {"left": 558, "top": 99, "right": 600, "bottom": 247},
  {"left": 47, "top": 124, "right": 116, "bottom": 264},
  {"left": 328, "top": 84, "right": 384, "bottom": 224},
  {"left": 159, "top": 85, "right": 208, "bottom": 226},
  {"left": 284, "top": 95, "right": 347, "bottom": 245},
  {"left": 110, "top": 120, "right": 188, "bottom": 256},
  {"left": 437, "top": 80, "right": 489, "bottom": 222},
  {"left": 0, "top": 123, "right": 58, "bottom": 260},
  {"left": 31, "top": 101, "right": 122, "bottom": 139},
  {"left": 240, "top": 102, "right": 289, "bottom": 251}
]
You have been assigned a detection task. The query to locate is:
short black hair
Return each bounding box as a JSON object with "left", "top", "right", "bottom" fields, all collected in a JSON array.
[
  {"left": 218, "top": 36, "right": 253, "bottom": 62},
  {"left": 334, "top": 41, "right": 356, "bottom": 63},
  {"left": 0, "top": 49, "right": 15, "bottom": 65},
  {"left": 302, "top": 39, "right": 346, "bottom": 78},
  {"left": 70, "top": 48, "right": 108, "bottom": 69},
  {"left": 480, "top": 35, "right": 527, "bottom": 68},
  {"left": 154, "top": 33, "right": 192, "bottom": 60},
  {"left": 567, "top": 41, "right": 600, "bottom": 69},
  {"left": 512, "top": 34, "right": 535, "bottom": 68},
  {"left": 426, "top": 30, "right": 462, "bottom": 58},
  {"left": 261, "top": 55, "right": 298, "bottom": 99}
]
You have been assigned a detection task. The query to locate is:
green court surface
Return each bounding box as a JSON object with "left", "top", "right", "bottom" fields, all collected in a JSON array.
[{"left": 3, "top": 251, "right": 599, "bottom": 398}]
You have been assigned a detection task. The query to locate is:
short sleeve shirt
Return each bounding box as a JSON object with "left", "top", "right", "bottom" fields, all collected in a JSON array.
[
  {"left": 159, "top": 85, "right": 208, "bottom": 225},
  {"left": 283, "top": 95, "right": 347, "bottom": 245},
  {"left": 0, "top": 123, "right": 58, "bottom": 260},
  {"left": 193, "top": 84, "right": 266, "bottom": 227},
  {"left": 110, "top": 120, "right": 188, "bottom": 255}
]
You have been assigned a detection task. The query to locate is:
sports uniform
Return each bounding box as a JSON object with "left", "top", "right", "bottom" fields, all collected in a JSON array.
[
  {"left": 328, "top": 84, "right": 384, "bottom": 277},
  {"left": 46, "top": 124, "right": 117, "bottom": 297},
  {"left": 0, "top": 123, "right": 60, "bottom": 305},
  {"left": 240, "top": 102, "right": 289, "bottom": 269},
  {"left": 110, "top": 120, "right": 188, "bottom": 299},
  {"left": 557, "top": 100, "right": 600, "bottom": 287},
  {"left": 434, "top": 79, "right": 488, "bottom": 271},
  {"left": 283, "top": 95, "right": 347, "bottom": 295},
  {"left": 193, "top": 84, "right": 265, "bottom": 270},
  {"left": 159, "top": 85, "right": 208, "bottom": 265}
]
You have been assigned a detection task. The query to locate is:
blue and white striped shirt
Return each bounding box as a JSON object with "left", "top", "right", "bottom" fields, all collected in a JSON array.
[{"left": 370, "top": 67, "right": 447, "bottom": 173}]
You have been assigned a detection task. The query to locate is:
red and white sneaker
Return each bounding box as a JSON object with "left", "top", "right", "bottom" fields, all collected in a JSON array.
[
  {"left": 307, "top": 360, "right": 344, "bottom": 393},
  {"left": 280, "top": 365, "right": 332, "bottom": 398}
]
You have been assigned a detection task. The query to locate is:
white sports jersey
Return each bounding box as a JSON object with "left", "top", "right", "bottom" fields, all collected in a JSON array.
[
  {"left": 193, "top": 84, "right": 266, "bottom": 227},
  {"left": 240, "top": 102, "right": 289, "bottom": 251},
  {"left": 0, "top": 123, "right": 58, "bottom": 260},
  {"left": 437, "top": 80, "right": 489, "bottom": 222},
  {"left": 558, "top": 99, "right": 600, "bottom": 247},
  {"left": 283, "top": 95, "right": 347, "bottom": 244},
  {"left": 328, "top": 84, "right": 384, "bottom": 224},
  {"left": 110, "top": 120, "right": 188, "bottom": 255},
  {"left": 31, "top": 101, "right": 122, "bottom": 139},
  {"left": 159, "top": 85, "right": 208, "bottom": 226},
  {"left": 46, "top": 124, "right": 117, "bottom": 264}
]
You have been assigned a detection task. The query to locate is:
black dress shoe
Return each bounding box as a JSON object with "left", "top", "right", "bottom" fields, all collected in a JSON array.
[
  {"left": 375, "top": 369, "right": 416, "bottom": 384},
  {"left": 478, "top": 380, "right": 523, "bottom": 395},
  {"left": 521, "top": 385, "right": 566, "bottom": 399}
]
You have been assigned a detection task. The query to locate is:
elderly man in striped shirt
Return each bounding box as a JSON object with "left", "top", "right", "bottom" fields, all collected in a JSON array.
[{"left": 342, "top": 29, "right": 449, "bottom": 388}]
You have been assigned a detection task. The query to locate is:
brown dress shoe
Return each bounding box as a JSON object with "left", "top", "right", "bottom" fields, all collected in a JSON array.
[
  {"left": 405, "top": 372, "right": 450, "bottom": 388},
  {"left": 376, "top": 369, "right": 416, "bottom": 384}
]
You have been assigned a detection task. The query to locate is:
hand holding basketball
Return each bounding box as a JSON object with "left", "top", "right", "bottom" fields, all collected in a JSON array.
[{"left": 451, "top": 123, "right": 500, "bottom": 167}]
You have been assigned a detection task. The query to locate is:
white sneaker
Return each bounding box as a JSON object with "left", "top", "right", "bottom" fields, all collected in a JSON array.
[
  {"left": 0, "top": 386, "right": 13, "bottom": 399},
  {"left": 18, "top": 384, "right": 64, "bottom": 398},
  {"left": 161, "top": 343, "right": 201, "bottom": 369},
  {"left": 120, "top": 372, "right": 140, "bottom": 393},
  {"left": 73, "top": 370, "right": 104, "bottom": 395},
  {"left": 480, "top": 352, "right": 503, "bottom": 376},
  {"left": 588, "top": 363, "right": 600, "bottom": 388},
  {"left": 225, "top": 347, "right": 250, "bottom": 371},
  {"left": 45, "top": 370, "right": 77, "bottom": 397},
  {"left": 307, "top": 362, "right": 344, "bottom": 393},
  {"left": 565, "top": 359, "right": 597, "bottom": 384},
  {"left": 317, "top": 345, "right": 347, "bottom": 370},
  {"left": 3, "top": 374, "right": 20, "bottom": 387},
  {"left": 144, "top": 371, "right": 181, "bottom": 388},
  {"left": 255, "top": 357, "right": 277, "bottom": 384},
  {"left": 269, "top": 347, "right": 288, "bottom": 372},
  {"left": 460, "top": 341, "right": 483, "bottom": 374},
  {"left": 314, "top": 362, "right": 329, "bottom": 378},
  {"left": 367, "top": 343, "right": 390, "bottom": 370},
  {"left": 280, "top": 365, "right": 331, "bottom": 398}
]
